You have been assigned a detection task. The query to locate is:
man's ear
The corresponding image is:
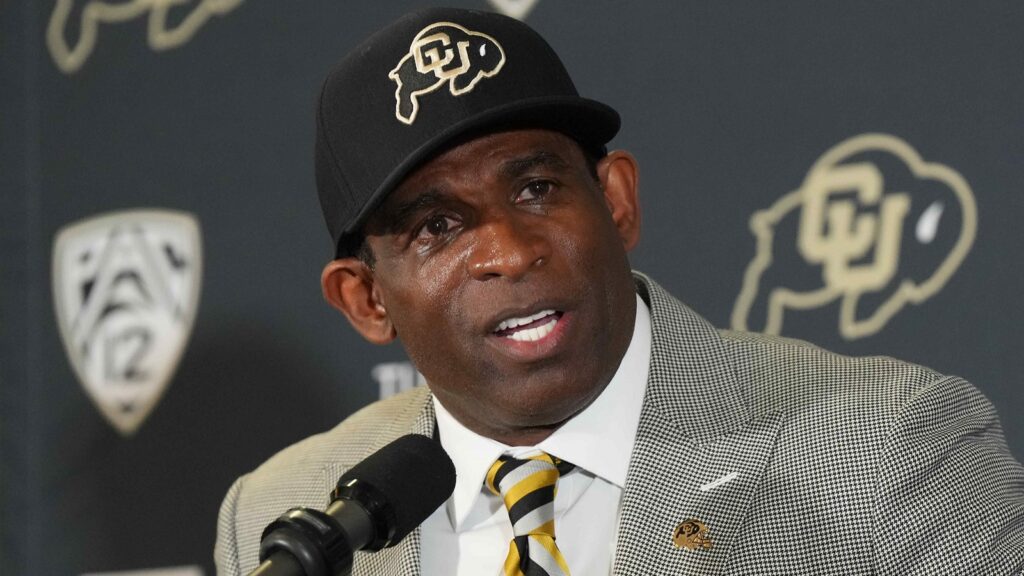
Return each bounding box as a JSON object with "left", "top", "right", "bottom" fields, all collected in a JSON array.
[
  {"left": 597, "top": 150, "right": 641, "bottom": 251},
  {"left": 321, "top": 259, "right": 396, "bottom": 345}
]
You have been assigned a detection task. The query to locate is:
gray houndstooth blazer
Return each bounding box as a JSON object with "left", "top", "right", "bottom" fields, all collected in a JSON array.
[{"left": 215, "top": 272, "right": 1024, "bottom": 575}]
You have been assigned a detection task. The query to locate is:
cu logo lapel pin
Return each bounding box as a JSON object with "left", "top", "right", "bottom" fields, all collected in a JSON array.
[{"left": 673, "top": 518, "right": 713, "bottom": 551}]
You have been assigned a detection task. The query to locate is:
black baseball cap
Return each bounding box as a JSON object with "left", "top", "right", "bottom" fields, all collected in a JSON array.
[{"left": 315, "top": 7, "right": 621, "bottom": 257}]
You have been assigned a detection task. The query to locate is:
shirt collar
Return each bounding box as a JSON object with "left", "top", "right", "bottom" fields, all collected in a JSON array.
[{"left": 433, "top": 294, "right": 652, "bottom": 530}]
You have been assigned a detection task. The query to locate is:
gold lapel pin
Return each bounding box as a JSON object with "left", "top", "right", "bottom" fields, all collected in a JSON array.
[{"left": 673, "top": 518, "right": 712, "bottom": 551}]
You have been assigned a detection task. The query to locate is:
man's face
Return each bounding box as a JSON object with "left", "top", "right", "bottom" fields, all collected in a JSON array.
[{"left": 353, "top": 129, "right": 639, "bottom": 444}]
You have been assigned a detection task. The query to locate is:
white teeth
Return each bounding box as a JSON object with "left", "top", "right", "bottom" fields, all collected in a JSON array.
[
  {"left": 506, "top": 317, "right": 557, "bottom": 342},
  {"left": 495, "top": 309, "right": 556, "bottom": 332}
]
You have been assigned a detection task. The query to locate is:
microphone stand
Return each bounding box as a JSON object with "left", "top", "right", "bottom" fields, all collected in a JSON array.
[
  {"left": 250, "top": 491, "right": 376, "bottom": 576},
  {"left": 246, "top": 434, "right": 454, "bottom": 576},
  {"left": 251, "top": 507, "right": 354, "bottom": 576}
]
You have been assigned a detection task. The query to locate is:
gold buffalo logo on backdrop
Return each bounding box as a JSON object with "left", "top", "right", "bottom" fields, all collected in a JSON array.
[
  {"left": 389, "top": 22, "right": 506, "bottom": 125},
  {"left": 732, "top": 133, "right": 977, "bottom": 340},
  {"left": 47, "top": 0, "right": 245, "bottom": 74},
  {"left": 52, "top": 209, "right": 202, "bottom": 435}
]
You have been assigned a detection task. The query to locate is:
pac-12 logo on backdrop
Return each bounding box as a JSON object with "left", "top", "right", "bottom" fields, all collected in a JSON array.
[
  {"left": 46, "top": 0, "right": 246, "bottom": 74},
  {"left": 389, "top": 22, "right": 506, "bottom": 124},
  {"left": 52, "top": 210, "right": 202, "bottom": 435},
  {"left": 732, "top": 134, "right": 977, "bottom": 340}
]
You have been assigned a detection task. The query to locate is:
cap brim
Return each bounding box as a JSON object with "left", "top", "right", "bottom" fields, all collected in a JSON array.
[{"left": 338, "top": 96, "right": 620, "bottom": 255}]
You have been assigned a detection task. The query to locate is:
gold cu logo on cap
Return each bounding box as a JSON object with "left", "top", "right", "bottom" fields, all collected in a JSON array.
[{"left": 389, "top": 22, "right": 506, "bottom": 125}]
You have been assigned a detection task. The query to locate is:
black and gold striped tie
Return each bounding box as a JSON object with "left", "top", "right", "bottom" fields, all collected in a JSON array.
[{"left": 485, "top": 452, "right": 573, "bottom": 576}]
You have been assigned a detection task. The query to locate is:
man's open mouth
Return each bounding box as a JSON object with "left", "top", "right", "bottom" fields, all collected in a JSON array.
[{"left": 492, "top": 309, "right": 564, "bottom": 342}]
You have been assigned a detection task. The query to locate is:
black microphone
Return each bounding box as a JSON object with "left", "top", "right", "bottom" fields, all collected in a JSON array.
[{"left": 250, "top": 434, "right": 456, "bottom": 576}]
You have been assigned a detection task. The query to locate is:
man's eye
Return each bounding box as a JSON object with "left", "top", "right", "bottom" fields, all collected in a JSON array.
[
  {"left": 417, "top": 215, "right": 456, "bottom": 239},
  {"left": 517, "top": 180, "right": 553, "bottom": 202}
]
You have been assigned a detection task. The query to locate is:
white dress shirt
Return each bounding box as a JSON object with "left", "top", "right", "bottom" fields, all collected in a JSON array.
[{"left": 420, "top": 295, "right": 652, "bottom": 575}]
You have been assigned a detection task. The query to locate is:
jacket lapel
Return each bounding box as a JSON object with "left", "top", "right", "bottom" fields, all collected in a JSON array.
[{"left": 613, "top": 273, "right": 783, "bottom": 575}]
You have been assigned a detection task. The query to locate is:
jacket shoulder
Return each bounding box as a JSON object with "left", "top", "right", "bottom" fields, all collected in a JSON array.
[
  {"left": 718, "top": 327, "right": 1008, "bottom": 459},
  {"left": 254, "top": 384, "right": 432, "bottom": 479},
  {"left": 718, "top": 328, "right": 944, "bottom": 416},
  {"left": 214, "top": 385, "right": 432, "bottom": 575},
  {"left": 713, "top": 328, "right": 979, "bottom": 457}
]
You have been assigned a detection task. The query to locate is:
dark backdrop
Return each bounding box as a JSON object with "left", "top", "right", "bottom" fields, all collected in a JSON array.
[{"left": 3, "top": 1, "right": 1022, "bottom": 573}]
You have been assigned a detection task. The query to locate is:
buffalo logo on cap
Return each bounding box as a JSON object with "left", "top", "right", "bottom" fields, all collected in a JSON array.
[{"left": 389, "top": 21, "right": 506, "bottom": 125}]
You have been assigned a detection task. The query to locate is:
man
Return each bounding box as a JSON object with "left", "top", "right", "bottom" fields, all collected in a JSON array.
[{"left": 215, "top": 7, "right": 1024, "bottom": 575}]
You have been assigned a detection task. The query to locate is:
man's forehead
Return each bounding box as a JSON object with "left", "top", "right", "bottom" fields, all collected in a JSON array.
[{"left": 378, "top": 129, "right": 586, "bottom": 206}]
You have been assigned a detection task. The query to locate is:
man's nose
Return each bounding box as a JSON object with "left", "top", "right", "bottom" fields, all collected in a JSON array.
[{"left": 467, "top": 215, "right": 550, "bottom": 281}]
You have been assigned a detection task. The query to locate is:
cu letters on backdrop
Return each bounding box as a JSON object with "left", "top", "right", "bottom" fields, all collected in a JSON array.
[
  {"left": 732, "top": 133, "right": 977, "bottom": 340},
  {"left": 46, "top": 0, "right": 245, "bottom": 74},
  {"left": 389, "top": 21, "right": 506, "bottom": 125},
  {"left": 52, "top": 209, "right": 202, "bottom": 435}
]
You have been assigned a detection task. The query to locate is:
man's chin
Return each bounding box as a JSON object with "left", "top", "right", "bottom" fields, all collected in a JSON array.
[{"left": 491, "top": 388, "right": 605, "bottom": 434}]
